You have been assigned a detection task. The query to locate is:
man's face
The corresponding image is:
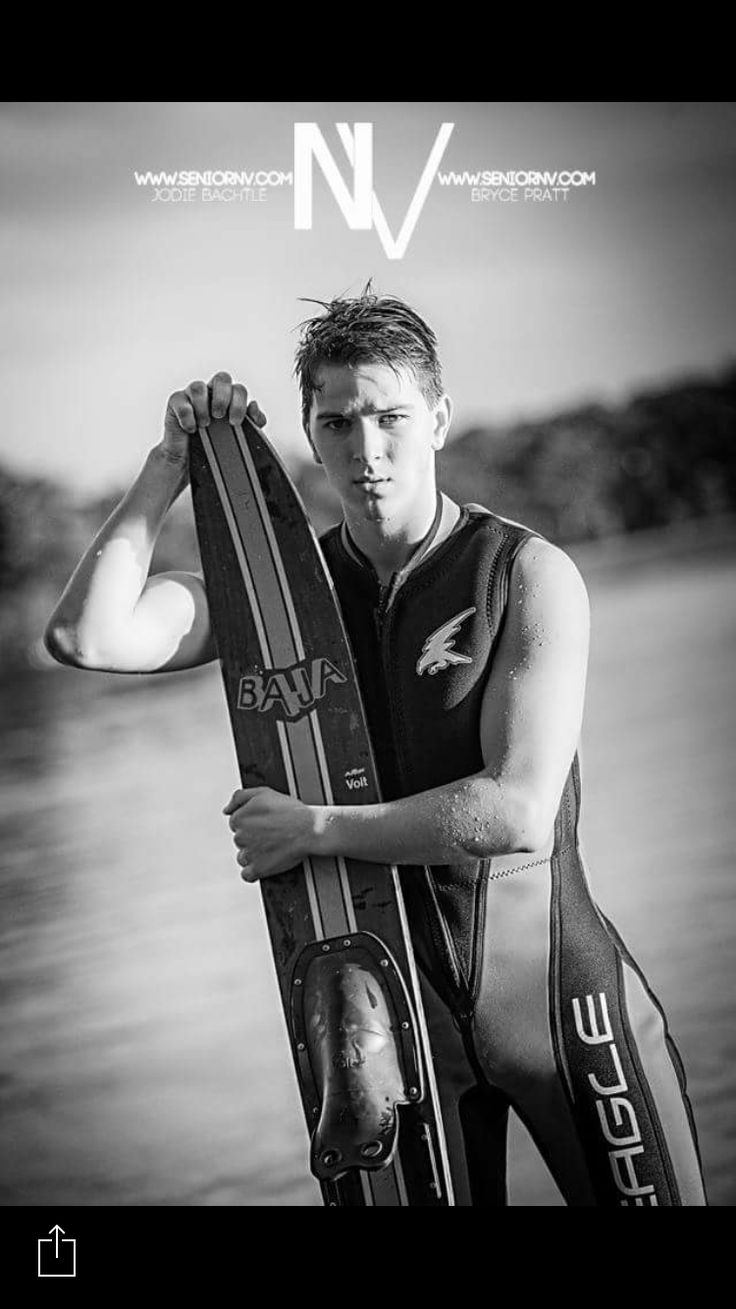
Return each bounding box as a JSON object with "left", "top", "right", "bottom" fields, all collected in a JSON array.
[{"left": 307, "top": 361, "right": 452, "bottom": 525}]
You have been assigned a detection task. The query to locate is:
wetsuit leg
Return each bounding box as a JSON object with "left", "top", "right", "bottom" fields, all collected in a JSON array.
[
  {"left": 468, "top": 840, "right": 708, "bottom": 1207},
  {"left": 417, "top": 969, "right": 511, "bottom": 1207}
]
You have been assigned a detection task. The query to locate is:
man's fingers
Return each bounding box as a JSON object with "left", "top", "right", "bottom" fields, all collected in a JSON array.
[
  {"left": 172, "top": 376, "right": 265, "bottom": 432},
  {"left": 222, "top": 786, "right": 264, "bottom": 815},
  {"left": 167, "top": 390, "right": 197, "bottom": 434},
  {"left": 226, "top": 392, "right": 267, "bottom": 429},
  {"left": 247, "top": 398, "right": 268, "bottom": 428},
  {"left": 209, "top": 371, "right": 233, "bottom": 420},
  {"left": 228, "top": 384, "right": 249, "bottom": 427},
  {"left": 186, "top": 379, "right": 210, "bottom": 429}
]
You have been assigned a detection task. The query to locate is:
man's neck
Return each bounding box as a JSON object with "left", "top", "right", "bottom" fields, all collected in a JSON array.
[{"left": 343, "top": 486, "right": 443, "bottom": 585}]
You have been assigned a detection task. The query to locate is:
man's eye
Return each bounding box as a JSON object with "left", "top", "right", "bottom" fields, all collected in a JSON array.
[
  {"left": 326, "top": 418, "right": 349, "bottom": 431},
  {"left": 379, "top": 413, "right": 405, "bottom": 425}
]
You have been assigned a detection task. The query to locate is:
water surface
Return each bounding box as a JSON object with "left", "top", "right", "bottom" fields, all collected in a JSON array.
[{"left": 1, "top": 533, "right": 734, "bottom": 1205}]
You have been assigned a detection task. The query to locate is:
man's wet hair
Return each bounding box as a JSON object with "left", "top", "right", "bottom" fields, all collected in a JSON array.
[{"left": 294, "top": 282, "right": 444, "bottom": 432}]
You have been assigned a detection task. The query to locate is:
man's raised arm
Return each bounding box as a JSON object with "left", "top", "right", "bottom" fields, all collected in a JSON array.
[{"left": 44, "top": 373, "right": 266, "bottom": 675}]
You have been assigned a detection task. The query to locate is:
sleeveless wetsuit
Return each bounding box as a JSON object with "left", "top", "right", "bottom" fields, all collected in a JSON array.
[{"left": 319, "top": 498, "right": 707, "bottom": 1207}]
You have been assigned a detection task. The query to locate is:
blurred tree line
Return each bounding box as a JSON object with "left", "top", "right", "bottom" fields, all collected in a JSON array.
[
  {"left": 299, "top": 363, "right": 736, "bottom": 536},
  {"left": 1, "top": 364, "right": 734, "bottom": 668}
]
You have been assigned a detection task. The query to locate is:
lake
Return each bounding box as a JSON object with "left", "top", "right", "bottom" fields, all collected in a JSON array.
[{"left": 1, "top": 522, "right": 735, "bottom": 1206}]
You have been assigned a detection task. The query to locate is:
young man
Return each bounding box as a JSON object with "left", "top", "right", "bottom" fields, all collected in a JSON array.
[{"left": 46, "top": 291, "right": 707, "bottom": 1206}]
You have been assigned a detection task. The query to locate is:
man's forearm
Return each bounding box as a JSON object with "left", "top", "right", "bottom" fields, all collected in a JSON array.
[
  {"left": 311, "top": 771, "right": 541, "bottom": 866},
  {"left": 45, "top": 445, "right": 188, "bottom": 663}
]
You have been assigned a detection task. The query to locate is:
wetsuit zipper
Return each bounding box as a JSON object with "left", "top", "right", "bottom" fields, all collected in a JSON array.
[{"left": 373, "top": 576, "right": 474, "bottom": 1025}]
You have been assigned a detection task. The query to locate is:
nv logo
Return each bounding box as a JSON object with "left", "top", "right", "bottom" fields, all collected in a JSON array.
[
  {"left": 238, "top": 657, "right": 347, "bottom": 722},
  {"left": 416, "top": 608, "right": 476, "bottom": 676},
  {"left": 294, "top": 122, "right": 454, "bottom": 261}
]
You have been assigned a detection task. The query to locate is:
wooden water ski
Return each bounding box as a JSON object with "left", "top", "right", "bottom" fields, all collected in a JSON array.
[{"left": 189, "top": 417, "right": 454, "bottom": 1207}]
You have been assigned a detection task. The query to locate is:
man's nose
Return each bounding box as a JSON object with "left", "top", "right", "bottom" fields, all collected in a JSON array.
[{"left": 351, "top": 419, "right": 384, "bottom": 465}]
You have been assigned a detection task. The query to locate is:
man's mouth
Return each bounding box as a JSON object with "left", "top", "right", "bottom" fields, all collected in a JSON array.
[{"left": 353, "top": 477, "right": 389, "bottom": 485}]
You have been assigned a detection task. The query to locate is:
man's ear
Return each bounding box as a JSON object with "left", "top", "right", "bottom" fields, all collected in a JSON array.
[{"left": 431, "top": 395, "right": 453, "bottom": 452}]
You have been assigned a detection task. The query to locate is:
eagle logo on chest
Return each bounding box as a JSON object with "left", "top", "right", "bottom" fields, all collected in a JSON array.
[{"left": 416, "top": 606, "right": 476, "bottom": 676}]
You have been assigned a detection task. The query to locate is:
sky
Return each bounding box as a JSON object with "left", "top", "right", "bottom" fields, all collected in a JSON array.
[{"left": 2, "top": 101, "right": 735, "bottom": 494}]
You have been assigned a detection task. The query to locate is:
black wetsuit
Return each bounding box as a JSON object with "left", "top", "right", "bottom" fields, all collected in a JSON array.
[{"left": 319, "top": 500, "right": 707, "bottom": 1207}]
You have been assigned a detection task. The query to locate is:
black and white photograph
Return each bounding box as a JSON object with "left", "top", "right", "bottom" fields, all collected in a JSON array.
[{"left": 1, "top": 102, "right": 734, "bottom": 1216}]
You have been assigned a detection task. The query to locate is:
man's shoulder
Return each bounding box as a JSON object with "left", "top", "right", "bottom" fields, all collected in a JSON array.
[
  {"left": 464, "top": 503, "right": 537, "bottom": 533},
  {"left": 511, "top": 534, "right": 590, "bottom": 614},
  {"left": 458, "top": 508, "right": 588, "bottom": 607},
  {"left": 460, "top": 503, "right": 545, "bottom": 552}
]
